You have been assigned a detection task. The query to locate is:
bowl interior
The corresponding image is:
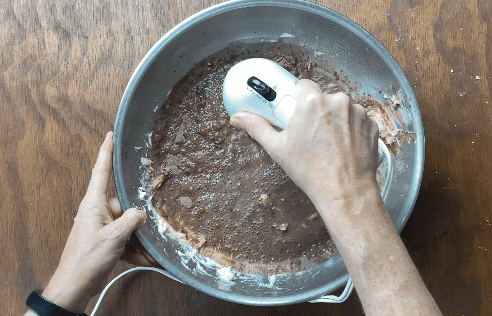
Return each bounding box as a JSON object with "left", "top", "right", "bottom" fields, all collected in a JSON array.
[{"left": 113, "top": 0, "right": 423, "bottom": 305}]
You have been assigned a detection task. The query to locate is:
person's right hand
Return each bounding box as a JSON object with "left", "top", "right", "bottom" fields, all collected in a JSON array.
[
  {"left": 231, "top": 79, "right": 444, "bottom": 316},
  {"left": 229, "top": 79, "right": 380, "bottom": 216}
]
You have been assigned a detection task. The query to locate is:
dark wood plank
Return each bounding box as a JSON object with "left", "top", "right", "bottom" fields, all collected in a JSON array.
[{"left": 3, "top": 0, "right": 490, "bottom": 315}]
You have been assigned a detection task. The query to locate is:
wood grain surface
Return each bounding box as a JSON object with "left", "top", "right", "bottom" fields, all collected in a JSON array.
[{"left": 3, "top": 0, "right": 491, "bottom": 315}]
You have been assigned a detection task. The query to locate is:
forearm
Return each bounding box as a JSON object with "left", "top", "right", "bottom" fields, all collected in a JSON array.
[{"left": 313, "top": 183, "right": 442, "bottom": 316}]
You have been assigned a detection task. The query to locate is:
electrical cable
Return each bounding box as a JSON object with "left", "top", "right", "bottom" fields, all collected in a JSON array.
[
  {"left": 89, "top": 267, "right": 184, "bottom": 316},
  {"left": 90, "top": 268, "right": 352, "bottom": 315},
  {"left": 308, "top": 277, "right": 354, "bottom": 303}
]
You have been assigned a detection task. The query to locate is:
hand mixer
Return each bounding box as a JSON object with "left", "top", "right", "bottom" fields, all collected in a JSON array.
[{"left": 222, "top": 58, "right": 390, "bottom": 166}]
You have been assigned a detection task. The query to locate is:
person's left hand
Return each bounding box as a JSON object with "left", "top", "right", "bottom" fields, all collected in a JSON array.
[{"left": 40, "top": 131, "right": 158, "bottom": 314}]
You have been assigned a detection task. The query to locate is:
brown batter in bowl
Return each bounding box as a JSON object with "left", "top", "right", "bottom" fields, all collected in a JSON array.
[{"left": 144, "top": 41, "right": 403, "bottom": 274}]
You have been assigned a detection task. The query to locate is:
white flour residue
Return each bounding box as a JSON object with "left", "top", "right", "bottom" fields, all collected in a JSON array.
[{"left": 217, "top": 267, "right": 234, "bottom": 282}]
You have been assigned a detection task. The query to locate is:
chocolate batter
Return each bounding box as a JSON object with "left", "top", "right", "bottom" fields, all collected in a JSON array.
[{"left": 146, "top": 41, "right": 407, "bottom": 274}]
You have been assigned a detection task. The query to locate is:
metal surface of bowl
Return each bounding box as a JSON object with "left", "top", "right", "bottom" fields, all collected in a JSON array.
[{"left": 113, "top": 0, "right": 424, "bottom": 306}]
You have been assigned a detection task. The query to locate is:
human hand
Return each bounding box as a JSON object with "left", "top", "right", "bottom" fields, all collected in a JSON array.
[
  {"left": 40, "top": 132, "right": 157, "bottom": 314},
  {"left": 230, "top": 79, "right": 380, "bottom": 217},
  {"left": 231, "top": 80, "right": 444, "bottom": 316}
]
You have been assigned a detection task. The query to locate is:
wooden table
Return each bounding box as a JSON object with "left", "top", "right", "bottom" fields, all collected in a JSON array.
[{"left": 3, "top": 0, "right": 491, "bottom": 315}]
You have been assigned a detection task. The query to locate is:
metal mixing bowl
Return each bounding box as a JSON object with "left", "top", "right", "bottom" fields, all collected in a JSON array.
[{"left": 113, "top": 0, "right": 424, "bottom": 305}]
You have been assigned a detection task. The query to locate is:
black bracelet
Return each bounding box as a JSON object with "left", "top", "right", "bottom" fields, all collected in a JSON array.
[{"left": 26, "top": 290, "right": 88, "bottom": 316}]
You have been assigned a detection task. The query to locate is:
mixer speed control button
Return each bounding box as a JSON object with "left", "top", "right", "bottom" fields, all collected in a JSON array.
[{"left": 247, "top": 76, "right": 277, "bottom": 102}]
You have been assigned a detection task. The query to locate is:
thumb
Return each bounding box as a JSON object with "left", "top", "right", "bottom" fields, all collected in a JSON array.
[
  {"left": 108, "top": 208, "right": 147, "bottom": 243},
  {"left": 230, "top": 112, "right": 284, "bottom": 155}
]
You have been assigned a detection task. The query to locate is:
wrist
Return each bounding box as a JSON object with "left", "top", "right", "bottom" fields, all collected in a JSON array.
[
  {"left": 42, "top": 276, "right": 92, "bottom": 314},
  {"left": 310, "top": 177, "right": 380, "bottom": 207},
  {"left": 309, "top": 179, "right": 383, "bottom": 229}
]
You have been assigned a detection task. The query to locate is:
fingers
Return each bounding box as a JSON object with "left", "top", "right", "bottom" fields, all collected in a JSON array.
[
  {"left": 230, "top": 112, "right": 284, "bottom": 155},
  {"left": 108, "top": 197, "right": 123, "bottom": 218},
  {"left": 105, "top": 208, "right": 147, "bottom": 243},
  {"left": 324, "top": 91, "right": 351, "bottom": 108},
  {"left": 120, "top": 246, "right": 160, "bottom": 267},
  {"left": 87, "top": 131, "right": 114, "bottom": 197},
  {"left": 283, "top": 80, "right": 326, "bottom": 136},
  {"left": 108, "top": 197, "right": 159, "bottom": 266},
  {"left": 294, "top": 79, "right": 322, "bottom": 100},
  {"left": 126, "top": 236, "right": 159, "bottom": 266},
  {"left": 295, "top": 79, "right": 350, "bottom": 112},
  {"left": 292, "top": 80, "right": 351, "bottom": 121},
  {"left": 126, "top": 234, "right": 147, "bottom": 253},
  {"left": 126, "top": 234, "right": 157, "bottom": 263}
]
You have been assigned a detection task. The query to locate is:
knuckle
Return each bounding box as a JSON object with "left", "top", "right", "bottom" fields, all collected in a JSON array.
[
  {"left": 297, "top": 79, "right": 321, "bottom": 92},
  {"left": 296, "top": 81, "right": 323, "bottom": 106},
  {"left": 352, "top": 103, "right": 366, "bottom": 114},
  {"left": 300, "top": 91, "right": 324, "bottom": 113},
  {"left": 330, "top": 92, "right": 351, "bottom": 105},
  {"left": 356, "top": 106, "right": 370, "bottom": 122}
]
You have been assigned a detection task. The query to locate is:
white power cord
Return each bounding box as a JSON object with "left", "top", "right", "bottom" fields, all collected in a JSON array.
[
  {"left": 309, "top": 277, "right": 354, "bottom": 303},
  {"left": 89, "top": 267, "right": 184, "bottom": 316},
  {"left": 89, "top": 268, "right": 352, "bottom": 315}
]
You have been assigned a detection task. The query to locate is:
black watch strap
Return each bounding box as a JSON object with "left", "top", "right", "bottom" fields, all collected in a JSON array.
[{"left": 26, "top": 291, "right": 88, "bottom": 316}]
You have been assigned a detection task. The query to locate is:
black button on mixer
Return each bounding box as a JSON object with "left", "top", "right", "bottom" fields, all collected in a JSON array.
[{"left": 247, "top": 76, "right": 276, "bottom": 101}]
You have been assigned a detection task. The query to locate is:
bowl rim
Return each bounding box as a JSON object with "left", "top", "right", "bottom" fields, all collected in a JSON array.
[{"left": 113, "top": 0, "right": 424, "bottom": 305}]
